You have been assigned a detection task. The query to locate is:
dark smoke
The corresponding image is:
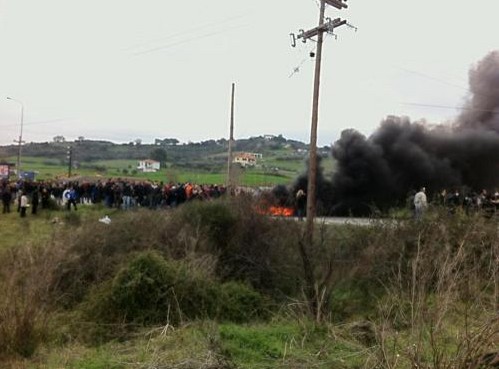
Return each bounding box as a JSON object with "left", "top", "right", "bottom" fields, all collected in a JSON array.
[
  {"left": 331, "top": 51, "right": 499, "bottom": 215},
  {"left": 458, "top": 51, "right": 499, "bottom": 133},
  {"left": 295, "top": 51, "right": 499, "bottom": 216},
  {"left": 293, "top": 156, "right": 335, "bottom": 214}
]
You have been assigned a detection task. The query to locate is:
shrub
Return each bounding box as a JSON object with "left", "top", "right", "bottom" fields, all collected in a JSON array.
[
  {"left": 179, "top": 200, "right": 237, "bottom": 249},
  {"left": 108, "top": 251, "right": 177, "bottom": 325},
  {"left": 51, "top": 210, "right": 177, "bottom": 307},
  {"left": 218, "top": 281, "right": 269, "bottom": 323},
  {"left": 176, "top": 198, "right": 304, "bottom": 297},
  {"left": 0, "top": 244, "right": 60, "bottom": 358},
  {"left": 81, "top": 251, "right": 269, "bottom": 337}
]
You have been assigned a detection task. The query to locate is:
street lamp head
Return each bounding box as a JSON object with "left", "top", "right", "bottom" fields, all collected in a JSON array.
[{"left": 6, "top": 96, "right": 22, "bottom": 105}]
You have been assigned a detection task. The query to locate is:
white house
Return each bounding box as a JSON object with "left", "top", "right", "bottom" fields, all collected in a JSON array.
[
  {"left": 137, "top": 159, "right": 160, "bottom": 173},
  {"left": 233, "top": 152, "right": 261, "bottom": 167}
]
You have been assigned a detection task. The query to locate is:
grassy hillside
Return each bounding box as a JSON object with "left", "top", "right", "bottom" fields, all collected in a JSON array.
[{"left": 0, "top": 136, "right": 334, "bottom": 186}]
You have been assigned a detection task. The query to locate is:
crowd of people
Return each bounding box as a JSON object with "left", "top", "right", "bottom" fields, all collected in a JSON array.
[
  {"left": 1, "top": 177, "right": 498, "bottom": 220},
  {"left": 0, "top": 178, "right": 228, "bottom": 217},
  {"left": 411, "top": 186, "right": 499, "bottom": 219}
]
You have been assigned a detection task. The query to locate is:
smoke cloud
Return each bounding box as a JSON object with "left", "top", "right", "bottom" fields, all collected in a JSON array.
[{"left": 296, "top": 51, "right": 499, "bottom": 215}]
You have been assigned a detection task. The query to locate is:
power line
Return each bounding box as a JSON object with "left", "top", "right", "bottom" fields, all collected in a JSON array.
[
  {"left": 0, "top": 118, "right": 72, "bottom": 129},
  {"left": 126, "top": 13, "right": 249, "bottom": 52},
  {"left": 395, "top": 66, "right": 498, "bottom": 101},
  {"left": 132, "top": 24, "right": 249, "bottom": 56},
  {"left": 400, "top": 101, "right": 499, "bottom": 113},
  {"left": 395, "top": 66, "right": 469, "bottom": 92}
]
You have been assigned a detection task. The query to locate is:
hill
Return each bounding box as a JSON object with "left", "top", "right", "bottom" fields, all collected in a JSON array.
[{"left": 0, "top": 135, "right": 333, "bottom": 186}]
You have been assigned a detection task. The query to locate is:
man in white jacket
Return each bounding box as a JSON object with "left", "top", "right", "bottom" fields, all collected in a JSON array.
[
  {"left": 414, "top": 187, "right": 428, "bottom": 220},
  {"left": 20, "top": 191, "right": 29, "bottom": 218}
]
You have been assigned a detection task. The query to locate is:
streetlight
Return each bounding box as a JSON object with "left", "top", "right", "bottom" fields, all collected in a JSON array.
[{"left": 6, "top": 97, "right": 24, "bottom": 179}]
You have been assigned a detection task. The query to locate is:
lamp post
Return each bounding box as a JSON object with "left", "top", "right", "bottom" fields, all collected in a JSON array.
[
  {"left": 67, "top": 146, "right": 72, "bottom": 178},
  {"left": 6, "top": 97, "right": 24, "bottom": 179}
]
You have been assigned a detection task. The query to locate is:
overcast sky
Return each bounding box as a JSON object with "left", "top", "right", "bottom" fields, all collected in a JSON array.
[{"left": 0, "top": 0, "right": 497, "bottom": 146}]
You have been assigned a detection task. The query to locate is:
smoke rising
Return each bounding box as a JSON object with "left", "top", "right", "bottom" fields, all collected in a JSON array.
[{"left": 296, "top": 51, "right": 499, "bottom": 215}]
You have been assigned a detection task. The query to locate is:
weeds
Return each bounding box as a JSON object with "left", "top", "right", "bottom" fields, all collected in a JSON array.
[{"left": 0, "top": 201, "right": 497, "bottom": 368}]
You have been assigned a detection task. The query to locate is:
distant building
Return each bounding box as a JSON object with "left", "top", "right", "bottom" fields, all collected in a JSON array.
[
  {"left": 0, "top": 163, "right": 14, "bottom": 179},
  {"left": 233, "top": 152, "right": 262, "bottom": 167},
  {"left": 21, "top": 171, "right": 37, "bottom": 181},
  {"left": 137, "top": 159, "right": 160, "bottom": 173}
]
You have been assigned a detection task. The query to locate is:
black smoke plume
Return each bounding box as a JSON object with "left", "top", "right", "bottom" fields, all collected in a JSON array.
[{"left": 295, "top": 51, "right": 499, "bottom": 216}]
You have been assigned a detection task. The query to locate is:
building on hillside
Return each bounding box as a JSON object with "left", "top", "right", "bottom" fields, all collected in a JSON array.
[
  {"left": 233, "top": 152, "right": 262, "bottom": 167},
  {"left": 137, "top": 159, "right": 160, "bottom": 173}
]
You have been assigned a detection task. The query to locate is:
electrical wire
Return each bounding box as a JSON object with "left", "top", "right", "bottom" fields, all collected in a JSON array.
[
  {"left": 132, "top": 23, "right": 249, "bottom": 56},
  {"left": 396, "top": 66, "right": 469, "bottom": 92},
  {"left": 126, "top": 13, "right": 249, "bottom": 52},
  {"left": 400, "top": 102, "right": 499, "bottom": 113},
  {"left": 0, "top": 118, "right": 72, "bottom": 129},
  {"left": 289, "top": 45, "right": 317, "bottom": 78},
  {"left": 395, "top": 65, "right": 498, "bottom": 101}
]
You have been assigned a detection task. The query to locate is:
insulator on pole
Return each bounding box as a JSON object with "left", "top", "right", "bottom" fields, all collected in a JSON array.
[{"left": 325, "top": 0, "right": 348, "bottom": 9}]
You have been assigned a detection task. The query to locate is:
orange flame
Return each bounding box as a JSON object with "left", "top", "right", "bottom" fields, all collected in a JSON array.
[{"left": 267, "top": 206, "right": 295, "bottom": 217}]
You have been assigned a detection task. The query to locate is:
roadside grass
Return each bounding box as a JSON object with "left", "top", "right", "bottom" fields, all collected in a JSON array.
[
  {"left": 0, "top": 205, "right": 118, "bottom": 251},
  {"left": 218, "top": 322, "right": 365, "bottom": 369},
  {"left": 24, "top": 321, "right": 367, "bottom": 369},
  {"left": 1, "top": 204, "right": 496, "bottom": 369}
]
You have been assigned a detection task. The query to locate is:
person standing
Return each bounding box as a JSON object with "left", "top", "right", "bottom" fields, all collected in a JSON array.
[
  {"left": 66, "top": 186, "right": 78, "bottom": 211},
  {"left": 31, "top": 187, "right": 39, "bottom": 215},
  {"left": 295, "top": 189, "right": 306, "bottom": 221},
  {"left": 2, "top": 186, "right": 12, "bottom": 213},
  {"left": 20, "top": 191, "right": 29, "bottom": 218},
  {"left": 414, "top": 187, "right": 428, "bottom": 220}
]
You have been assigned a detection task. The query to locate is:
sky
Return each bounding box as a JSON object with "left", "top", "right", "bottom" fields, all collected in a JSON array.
[{"left": 0, "top": 0, "right": 498, "bottom": 146}]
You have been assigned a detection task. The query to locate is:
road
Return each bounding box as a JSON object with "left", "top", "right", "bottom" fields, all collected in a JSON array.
[{"left": 276, "top": 216, "right": 397, "bottom": 227}]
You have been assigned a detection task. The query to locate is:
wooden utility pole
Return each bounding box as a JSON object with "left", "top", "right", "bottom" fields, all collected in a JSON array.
[
  {"left": 6, "top": 97, "right": 25, "bottom": 178},
  {"left": 291, "top": 0, "right": 350, "bottom": 320},
  {"left": 305, "top": 0, "right": 326, "bottom": 247},
  {"left": 227, "top": 83, "right": 235, "bottom": 193},
  {"left": 294, "top": 0, "right": 348, "bottom": 246},
  {"left": 67, "top": 146, "right": 73, "bottom": 178}
]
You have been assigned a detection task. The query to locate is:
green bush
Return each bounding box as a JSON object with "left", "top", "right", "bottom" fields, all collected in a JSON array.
[
  {"left": 176, "top": 198, "right": 303, "bottom": 297},
  {"left": 82, "top": 252, "right": 268, "bottom": 336},
  {"left": 218, "top": 281, "right": 269, "bottom": 323},
  {"left": 180, "top": 200, "right": 237, "bottom": 249},
  {"left": 109, "top": 252, "right": 177, "bottom": 325}
]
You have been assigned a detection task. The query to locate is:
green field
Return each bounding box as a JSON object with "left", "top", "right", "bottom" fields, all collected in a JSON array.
[{"left": 5, "top": 154, "right": 335, "bottom": 186}]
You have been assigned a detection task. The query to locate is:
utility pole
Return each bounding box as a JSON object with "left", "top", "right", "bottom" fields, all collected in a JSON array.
[
  {"left": 227, "top": 83, "right": 235, "bottom": 194},
  {"left": 67, "top": 146, "right": 72, "bottom": 178},
  {"left": 292, "top": 0, "right": 349, "bottom": 246},
  {"left": 290, "top": 0, "right": 352, "bottom": 321},
  {"left": 6, "top": 97, "right": 25, "bottom": 179}
]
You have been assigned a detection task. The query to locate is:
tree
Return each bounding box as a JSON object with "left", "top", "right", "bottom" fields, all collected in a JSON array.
[
  {"left": 53, "top": 135, "right": 66, "bottom": 143},
  {"left": 150, "top": 148, "right": 167, "bottom": 164},
  {"left": 134, "top": 138, "right": 142, "bottom": 146},
  {"left": 154, "top": 138, "right": 179, "bottom": 146}
]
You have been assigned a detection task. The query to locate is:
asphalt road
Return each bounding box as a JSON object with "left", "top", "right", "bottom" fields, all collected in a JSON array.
[{"left": 278, "top": 216, "right": 396, "bottom": 226}]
